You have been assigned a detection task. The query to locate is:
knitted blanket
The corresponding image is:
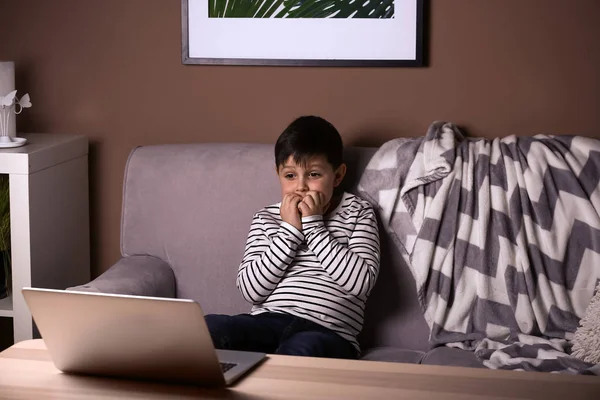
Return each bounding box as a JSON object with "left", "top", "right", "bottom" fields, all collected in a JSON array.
[{"left": 358, "top": 121, "right": 600, "bottom": 374}]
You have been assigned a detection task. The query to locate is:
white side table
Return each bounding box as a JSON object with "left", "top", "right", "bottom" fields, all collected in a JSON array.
[{"left": 0, "top": 133, "right": 90, "bottom": 343}]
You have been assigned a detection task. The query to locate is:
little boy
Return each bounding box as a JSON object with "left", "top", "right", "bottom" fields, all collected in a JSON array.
[{"left": 205, "top": 116, "right": 380, "bottom": 359}]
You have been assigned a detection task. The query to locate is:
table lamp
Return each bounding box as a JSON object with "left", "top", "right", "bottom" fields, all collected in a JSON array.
[{"left": 0, "top": 61, "right": 30, "bottom": 148}]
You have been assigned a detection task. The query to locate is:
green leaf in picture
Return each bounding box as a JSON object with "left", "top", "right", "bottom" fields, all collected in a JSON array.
[{"left": 208, "top": 0, "right": 395, "bottom": 18}]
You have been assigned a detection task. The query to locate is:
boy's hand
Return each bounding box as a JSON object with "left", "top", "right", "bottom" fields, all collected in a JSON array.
[
  {"left": 281, "top": 193, "right": 303, "bottom": 231},
  {"left": 298, "top": 191, "right": 327, "bottom": 217}
]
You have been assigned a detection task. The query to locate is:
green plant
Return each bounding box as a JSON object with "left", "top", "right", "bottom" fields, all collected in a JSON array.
[
  {"left": 0, "top": 174, "right": 10, "bottom": 298},
  {"left": 208, "top": 0, "right": 394, "bottom": 18}
]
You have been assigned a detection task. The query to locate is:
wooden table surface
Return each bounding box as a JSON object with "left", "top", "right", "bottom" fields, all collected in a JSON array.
[{"left": 1, "top": 339, "right": 599, "bottom": 399}]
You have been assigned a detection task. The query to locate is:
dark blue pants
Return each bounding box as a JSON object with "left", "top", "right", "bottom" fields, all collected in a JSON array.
[{"left": 205, "top": 312, "right": 357, "bottom": 359}]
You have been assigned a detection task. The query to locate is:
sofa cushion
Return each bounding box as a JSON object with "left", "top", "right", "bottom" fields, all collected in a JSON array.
[
  {"left": 358, "top": 232, "right": 431, "bottom": 352},
  {"left": 420, "top": 346, "right": 485, "bottom": 368},
  {"left": 121, "top": 143, "right": 281, "bottom": 316},
  {"left": 68, "top": 255, "right": 176, "bottom": 298},
  {"left": 350, "top": 143, "right": 431, "bottom": 353},
  {"left": 361, "top": 347, "right": 424, "bottom": 364}
]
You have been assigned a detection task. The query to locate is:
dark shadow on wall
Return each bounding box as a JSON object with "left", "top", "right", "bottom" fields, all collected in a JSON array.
[
  {"left": 87, "top": 139, "right": 102, "bottom": 278},
  {"left": 421, "top": 0, "right": 431, "bottom": 67}
]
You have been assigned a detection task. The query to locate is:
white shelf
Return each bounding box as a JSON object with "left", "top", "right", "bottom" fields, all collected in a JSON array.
[
  {"left": 0, "top": 133, "right": 90, "bottom": 342},
  {"left": 0, "top": 295, "right": 13, "bottom": 317},
  {"left": 0, "top": 133, "right": 88, "bottom": 175}
]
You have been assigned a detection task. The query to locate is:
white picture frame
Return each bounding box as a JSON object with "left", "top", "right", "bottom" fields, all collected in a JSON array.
[{"left": 181, "top": 0, "right": 424, "bottom": 66}]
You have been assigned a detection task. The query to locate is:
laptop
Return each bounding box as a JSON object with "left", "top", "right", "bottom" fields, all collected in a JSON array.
[{"left": 21, "top": 287, "right": 266, "bottom": 386}]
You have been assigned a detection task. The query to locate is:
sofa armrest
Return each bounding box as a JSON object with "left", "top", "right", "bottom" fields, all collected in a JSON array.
[{"left": 67, "top": 255, "right": 176, "bottom": 298}]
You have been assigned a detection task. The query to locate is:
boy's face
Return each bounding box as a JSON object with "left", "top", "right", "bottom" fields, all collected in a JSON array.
[{"left": 277, "top": 155, "right": 346, "bottom": 209}]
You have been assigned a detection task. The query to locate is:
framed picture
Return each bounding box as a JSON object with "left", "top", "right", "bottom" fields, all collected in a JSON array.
[{"left": 181, "top": 0, "right": 424, "bottom": 66}]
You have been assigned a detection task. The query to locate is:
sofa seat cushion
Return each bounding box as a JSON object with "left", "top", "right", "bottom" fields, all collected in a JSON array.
[
  {"left": 361, "top": 347, "right": 425, "bottom": 364},
  {"left": 421, "top": 347, "right": 485, "bottom": 368}
]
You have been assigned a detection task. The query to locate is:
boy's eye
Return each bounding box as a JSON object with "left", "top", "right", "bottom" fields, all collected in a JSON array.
[
  {"left": 284, "top": 173, "right": 295, "bottom": 179},
  {"left": 309, "top": 172, "right": 321, "bottom": 178}
]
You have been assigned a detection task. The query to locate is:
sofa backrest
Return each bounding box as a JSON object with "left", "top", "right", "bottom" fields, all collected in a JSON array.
[{"left": 121, "top": 143, "right": 429, "bottom": 351}]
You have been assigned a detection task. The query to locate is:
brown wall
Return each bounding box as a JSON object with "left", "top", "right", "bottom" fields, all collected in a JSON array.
[{"left": 1, "top": 0, "right": 599, "bottom": 277}]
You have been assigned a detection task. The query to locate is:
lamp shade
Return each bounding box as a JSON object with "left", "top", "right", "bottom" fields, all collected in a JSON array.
[{"left": 0, "top": 61, "right": 16, "bottom": 137}]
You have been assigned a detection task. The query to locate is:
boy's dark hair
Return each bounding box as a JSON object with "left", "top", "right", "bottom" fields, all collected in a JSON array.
[{"left": 275, "top": 116, "right": 344, "bottom": 169}]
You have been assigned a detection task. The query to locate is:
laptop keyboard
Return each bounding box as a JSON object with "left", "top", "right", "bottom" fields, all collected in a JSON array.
[{"left": 220, "top": 362, "right": 237, "bottom": 373}]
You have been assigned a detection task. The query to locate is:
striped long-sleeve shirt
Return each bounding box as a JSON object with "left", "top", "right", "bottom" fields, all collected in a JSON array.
[{"left": 236, "top": 192, "right": 380, "bottom": 352}]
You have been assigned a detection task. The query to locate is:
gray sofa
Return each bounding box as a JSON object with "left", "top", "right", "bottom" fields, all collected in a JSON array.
[{"left": 72, "top": 142, "right": 483, "bottom": 368}]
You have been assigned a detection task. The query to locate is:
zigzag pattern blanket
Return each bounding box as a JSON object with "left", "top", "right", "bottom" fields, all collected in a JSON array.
[{"left": 358, "top": 121, "right": 600, "bottom": 374}]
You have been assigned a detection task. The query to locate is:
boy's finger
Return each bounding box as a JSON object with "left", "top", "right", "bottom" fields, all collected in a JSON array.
[
  {"left": 317, "top": 193, "right": 325, "bottom": 206},
  {"left": 319, "top": 192, "right": 326, "bottom": 204},
  {"left": 298, "top": 202, "right": 310, "bottom": 214},
  {"left": 302, "top": 196, "right": 315, "bottom": 208},
  {"left": 307, "top": 192, "right": 320, "bottom": 206},
  {"left": 283, "top": 193, "right": 300, "bottom": 205}
]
